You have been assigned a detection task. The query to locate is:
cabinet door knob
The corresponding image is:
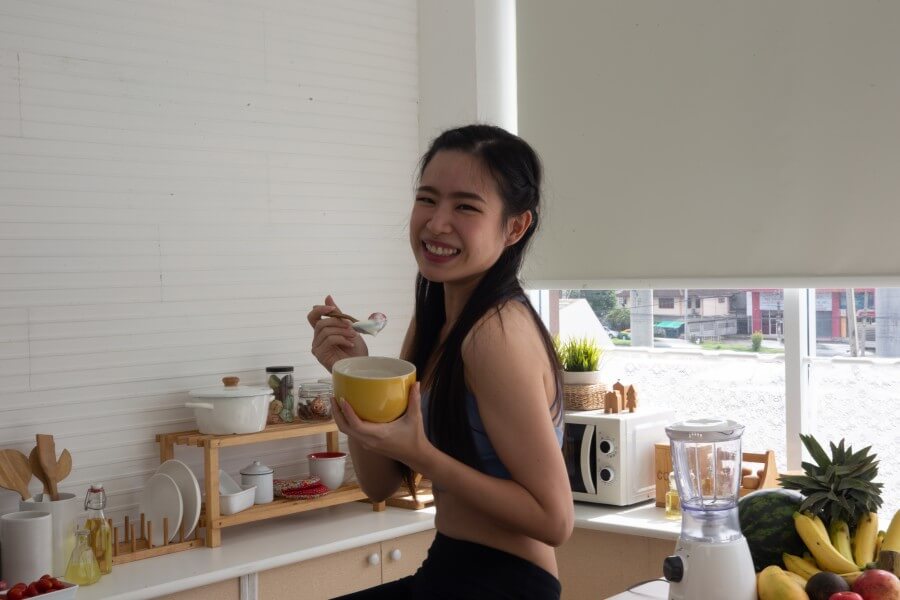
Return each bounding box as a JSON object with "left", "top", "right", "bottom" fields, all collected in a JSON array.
[
  {"left": 367, "top": 552, "right": 381, "bottom": 566},
  {"left": 389, "top": 548, "right": 402, "bottom": 561}
]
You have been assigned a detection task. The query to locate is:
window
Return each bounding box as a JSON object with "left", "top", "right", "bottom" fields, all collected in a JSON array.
[
  {"left": 810, "top": 287, "right": 900, "bottom": 519},
  {"left": 538, "top": 287, "right": 899, "bottom": 519}
]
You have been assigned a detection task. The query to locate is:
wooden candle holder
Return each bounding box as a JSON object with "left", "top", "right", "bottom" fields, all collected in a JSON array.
[{"left": 111, "top": 513, "right": 204, "bottom": 565}]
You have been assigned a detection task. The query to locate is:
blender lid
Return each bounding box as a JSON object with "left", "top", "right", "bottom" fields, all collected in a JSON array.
[{"left": 666, "top": 418, "right": 745, "bottom": 441}]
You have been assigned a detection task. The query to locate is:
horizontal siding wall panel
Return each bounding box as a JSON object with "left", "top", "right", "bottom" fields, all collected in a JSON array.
[{"left": 0, "top": 0, "right": 418, "bottom": 526}]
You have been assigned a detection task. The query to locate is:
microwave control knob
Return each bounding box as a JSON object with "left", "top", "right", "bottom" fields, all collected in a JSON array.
[
  {"left": 598, "top": 439, "right": 615, "bottom": 454},
  {"left": 599, "top": 467, "right": 615, "bottom": 482},
  {"left": 663, "top": 555, "right": 684, "bottom": 582}
]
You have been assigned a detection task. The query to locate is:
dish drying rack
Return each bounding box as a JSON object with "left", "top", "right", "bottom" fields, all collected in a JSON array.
[
  {"left": 111, "top": 514, "right": 204, "bottom": 565},
  {"left": 156, "top": 420, "right": 385, "bottom": 548}
]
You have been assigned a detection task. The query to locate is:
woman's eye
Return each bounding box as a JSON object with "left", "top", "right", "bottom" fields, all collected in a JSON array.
[
  {"left": 458, "top": 204, "right": 480, "bottom": 212},
  {"left": 415, "top": 197, "right": 435, "bottom": 205}
]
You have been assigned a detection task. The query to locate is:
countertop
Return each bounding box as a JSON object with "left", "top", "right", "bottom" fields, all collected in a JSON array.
[
  {"left": 606, "top": 580, "right": 669, "bottom": 599},
  {"left": 77, "top": 500, "right": 679, "bottom": 600}
]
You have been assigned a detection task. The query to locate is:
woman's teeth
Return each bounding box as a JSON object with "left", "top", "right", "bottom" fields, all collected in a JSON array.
[{"left": 425, "top": 243, "right": 460, "bottom": 256}]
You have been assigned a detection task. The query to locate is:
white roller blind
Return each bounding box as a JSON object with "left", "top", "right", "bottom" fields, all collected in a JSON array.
[{"left": 517, "top": 1, "right": 900, "bottom": 288}]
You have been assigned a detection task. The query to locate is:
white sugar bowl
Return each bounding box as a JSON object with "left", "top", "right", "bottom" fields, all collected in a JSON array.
[{"left": 240, "top": 460, "right": 274, "bottom": 504}]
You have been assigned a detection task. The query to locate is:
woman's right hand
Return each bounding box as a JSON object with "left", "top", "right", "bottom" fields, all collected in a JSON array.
[{"left": 307, "top": 295, "right": 368, "bottom": 372}]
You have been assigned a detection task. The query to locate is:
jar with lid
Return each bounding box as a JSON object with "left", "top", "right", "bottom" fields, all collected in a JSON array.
[
  {"left": 297, "top": 381, "right": 333, "bottom": 422},
  {"left": 265, "top": 366, "right": 294, "bottom": 424},
  {"left": 240, "top": 460, "right": 274, "bottom": 504}
]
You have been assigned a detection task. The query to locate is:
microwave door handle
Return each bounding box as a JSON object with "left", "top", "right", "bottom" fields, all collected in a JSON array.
[{"left": 580, "top": 425, "right": 596, "bottom": 495}]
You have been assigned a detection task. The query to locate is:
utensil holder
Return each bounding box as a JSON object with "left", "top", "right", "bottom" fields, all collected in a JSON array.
[{"left": 19, "top": 492, "right": 82, "bottom": 576}]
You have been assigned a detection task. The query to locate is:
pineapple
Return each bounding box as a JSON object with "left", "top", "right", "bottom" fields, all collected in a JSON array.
[{"left": 778, "top": 434, "right": 883, "bottom": 527}]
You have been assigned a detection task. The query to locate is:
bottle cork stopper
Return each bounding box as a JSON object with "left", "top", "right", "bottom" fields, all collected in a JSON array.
[{"left": 222, "top": 376, "right": 240, "bottom": 387}]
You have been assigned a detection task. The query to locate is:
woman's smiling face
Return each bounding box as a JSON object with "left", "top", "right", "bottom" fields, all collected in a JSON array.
[{"left": 409, "top": 150, "right": 513, "bottom": 286}]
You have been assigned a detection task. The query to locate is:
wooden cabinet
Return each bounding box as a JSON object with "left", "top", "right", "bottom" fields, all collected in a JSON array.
[
  {"left": 153, "top": 578, "right": 240, "bottom": 600},
  {"left": 258, "top": 529, "right": 435, "bottom": 600},
  {"left": 381, "top": 529, "right": 434, "bottom": 583},
  {"left": 556, "top": 529, "right": 675, "bottom": 600}
]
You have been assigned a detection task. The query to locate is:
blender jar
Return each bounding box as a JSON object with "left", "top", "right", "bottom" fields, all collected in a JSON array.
[{"left": 666, "top": 418, "right": 744, "bottom": 543}]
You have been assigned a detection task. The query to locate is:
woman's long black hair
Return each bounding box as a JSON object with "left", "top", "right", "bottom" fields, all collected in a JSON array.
[{"left": 409, "top": 124, "right": 563, "bottom": 475}]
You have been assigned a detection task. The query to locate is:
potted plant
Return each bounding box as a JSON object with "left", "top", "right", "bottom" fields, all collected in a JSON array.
[{"left": 556, "top": 336, "right": 603, "bottom": 385}]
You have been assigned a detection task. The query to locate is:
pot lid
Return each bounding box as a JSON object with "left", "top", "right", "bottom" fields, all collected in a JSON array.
[
  {"left": 240, "top": 460, "right": 273, "bottom": 475},
  {"left": 189, "top": 376, "right": 272, "bottom": 399}
]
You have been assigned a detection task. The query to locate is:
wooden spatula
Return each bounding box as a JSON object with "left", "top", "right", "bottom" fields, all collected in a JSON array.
[
  {"left": 36, "top": 434, "right": 61, "bottom": 501},
  {"left": 30, "top": 446, "right": 72, "bottom": 497},
  {"left": 0, "top": 449, "right": 33, "bottom": 500}
]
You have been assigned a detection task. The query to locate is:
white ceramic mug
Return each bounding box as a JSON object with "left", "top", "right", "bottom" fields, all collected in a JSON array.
[
  {"left": 20, "top": 493, "right": 83, "bottom": 576},
  {"left": 308, "top": 452, "right": 347, "bottom": 490},
  {"left": 1, "top": 510, "right": 53, "bottom": 583}
]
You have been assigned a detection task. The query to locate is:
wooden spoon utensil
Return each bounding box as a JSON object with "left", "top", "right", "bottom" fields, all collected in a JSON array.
[
  {"left": 30, "top": 446, "right": 72, "bottom": 497},
  {"left": 327, "top": 311, "right": 358, "bottom": 323},
  {"left": 0, "top": 448, "right": 33, "bottom": 500},
  {"left": 36, "top": 434, "right": 61, "bottom": 501}
]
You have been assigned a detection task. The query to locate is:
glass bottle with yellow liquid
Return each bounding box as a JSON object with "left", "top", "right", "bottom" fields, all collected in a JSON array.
[
  {"left": 65, "top": 528, "right": 101, "bottom": 585},
  {"left": 84, "top": 484, "right": 113, "bottom": 574},
  {"left": 665, "top": 471, "right": 681, "bottom": 520}
]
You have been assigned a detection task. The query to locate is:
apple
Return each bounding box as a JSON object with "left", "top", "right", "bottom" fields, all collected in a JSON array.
[
  {"left": 830, "top": 593, "right": 864, "bottom": 600},
  {"left": 852, "top": 569, "right": 900, "bottom": 600}
]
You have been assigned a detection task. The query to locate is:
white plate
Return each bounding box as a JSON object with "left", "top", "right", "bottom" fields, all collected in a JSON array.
[
  {"left": 138, "top": 472, "right": 183, "bottom": 547},
  {"left": 156, "top": 459, "right": 201, "bottom": 538}
]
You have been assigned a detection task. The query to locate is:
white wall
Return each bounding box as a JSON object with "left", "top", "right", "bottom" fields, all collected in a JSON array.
[{"left": 0, "top": 0, "right": 419, "bottom": 524}]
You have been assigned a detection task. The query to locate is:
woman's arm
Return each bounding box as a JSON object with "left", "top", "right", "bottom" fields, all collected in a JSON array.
[{"left": 339, "top": 316, "right": 417, "bottom": 502}]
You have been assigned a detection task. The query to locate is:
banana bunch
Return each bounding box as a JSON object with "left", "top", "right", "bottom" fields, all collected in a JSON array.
[
  {"left": 793, "top": 512, "right": 860, "bottom": 574},
  {"left": 757, "top": 565, "right": 809, "bottom": 600}
]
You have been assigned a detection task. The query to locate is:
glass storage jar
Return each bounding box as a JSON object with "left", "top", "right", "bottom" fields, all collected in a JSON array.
[
  {"left": 297, "top": 381, "right": 333, "bottom": 422},
  {"left": 265, "top": 366, "right": 294, "bottom": 424}
]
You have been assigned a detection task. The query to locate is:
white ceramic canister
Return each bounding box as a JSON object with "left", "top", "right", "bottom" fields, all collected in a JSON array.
[
  {"left": 1, "top": 510, "right": 53, "bottom": 584},
  {"left": 240, "top": 460, "right": 274, "bottom": 504},
  {"left": 19, "top": 492, "right": 82, "bottom": 576}
]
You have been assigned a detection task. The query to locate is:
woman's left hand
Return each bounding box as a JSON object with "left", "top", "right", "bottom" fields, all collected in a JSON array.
[{"left": 331, "top": 382, "right": 433, "bottom": 475}]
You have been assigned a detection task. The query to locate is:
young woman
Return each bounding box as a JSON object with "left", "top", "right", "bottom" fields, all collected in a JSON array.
[{"left": 307, "top": 125, "right": 574, "bottom": 599}]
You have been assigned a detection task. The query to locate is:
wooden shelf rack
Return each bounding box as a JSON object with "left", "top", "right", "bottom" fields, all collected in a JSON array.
[{"left": 156, "top": 420, "right": 384, "bottom": 548}]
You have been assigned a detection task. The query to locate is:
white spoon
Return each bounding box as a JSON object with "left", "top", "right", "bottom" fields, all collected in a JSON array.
[{"left": 330, "top": 311, "right": 388, "bottom": 336}]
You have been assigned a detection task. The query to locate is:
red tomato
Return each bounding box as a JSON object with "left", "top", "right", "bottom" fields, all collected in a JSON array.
[
  {"left": 50, "top": 578, "right": 66, "bottom": 590},
  {"left": 36, "top": 579, "right": 54, "bottom": 593},
  {"left": 7, "top": 588, "right": 26, "bottom": 600},
  {"left": 26, "top": 582, "right": 41, "bottom": 596}
]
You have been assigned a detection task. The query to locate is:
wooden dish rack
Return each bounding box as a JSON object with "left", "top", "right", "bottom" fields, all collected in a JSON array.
[
  {"left": 654, "top": 443, "right": 779, "bottom": 506},
  {"left": 156, "top": 420, "right": 385, "bottom": 548},
  {"left": 111, "top": 513, "right": 204, "bottom": 565}
]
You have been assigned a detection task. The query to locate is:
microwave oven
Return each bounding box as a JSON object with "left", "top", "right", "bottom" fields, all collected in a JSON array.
[{"left": 563, "top": 407, "right": 675, "bottom": 506}]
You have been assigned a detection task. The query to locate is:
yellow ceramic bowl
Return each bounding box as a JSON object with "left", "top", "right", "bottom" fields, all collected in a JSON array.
[{"left": 332, "top": 357, "right": 416, "bottom": 423}]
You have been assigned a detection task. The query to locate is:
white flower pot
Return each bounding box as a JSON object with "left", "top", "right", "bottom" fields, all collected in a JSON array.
[{"left": 562, "top": 370, "right": 603, "bottom": 385}]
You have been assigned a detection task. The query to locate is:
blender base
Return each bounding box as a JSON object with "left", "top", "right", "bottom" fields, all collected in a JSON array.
[{"left": 667, "top": 536, "right": 757, "bottom": 600}]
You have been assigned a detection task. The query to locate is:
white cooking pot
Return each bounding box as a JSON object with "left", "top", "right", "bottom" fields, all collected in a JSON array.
[{"left": 187, "top": 376, "right": 273, "bottom": 434}]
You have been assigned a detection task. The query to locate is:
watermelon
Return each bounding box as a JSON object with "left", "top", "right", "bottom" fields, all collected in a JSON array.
[{"left": 738, "top": 488, "right": 807, "bottom": 572}]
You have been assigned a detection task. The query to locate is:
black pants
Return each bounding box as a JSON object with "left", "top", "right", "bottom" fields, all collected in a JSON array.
[{"left": 332, "top": 532, "right": 562, "bottom": 600}]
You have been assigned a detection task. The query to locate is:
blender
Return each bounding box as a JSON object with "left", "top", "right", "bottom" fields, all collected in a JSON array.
[{"left": 662, "top": 418, "right": 756, "bottom": 600}]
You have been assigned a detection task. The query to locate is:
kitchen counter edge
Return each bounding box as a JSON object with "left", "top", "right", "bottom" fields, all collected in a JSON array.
[{"left": 77, "top": 500, "right": 678, "bottom": 600}]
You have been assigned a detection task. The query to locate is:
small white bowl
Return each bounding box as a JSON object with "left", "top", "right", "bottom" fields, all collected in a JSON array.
[
  {"left": 218, "top": 470, "right": 256, "bottom": 515},
  {"left": 307, "top": 451, "right": 347, "bottom": 490}
]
